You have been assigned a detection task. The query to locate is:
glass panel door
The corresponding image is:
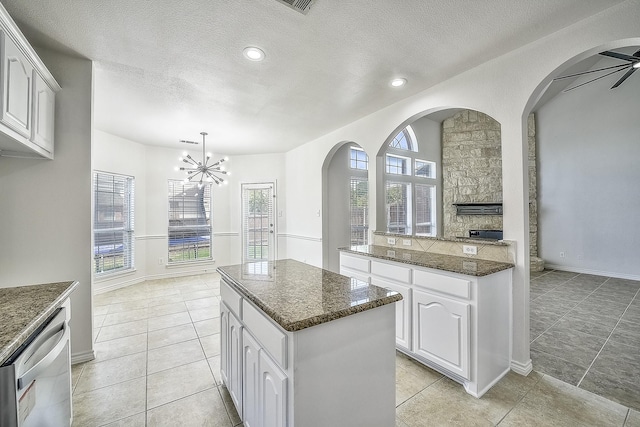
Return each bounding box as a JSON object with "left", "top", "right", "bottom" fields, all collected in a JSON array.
[{"left": 242, "top": 183, "right": 276, "bottom": 263}]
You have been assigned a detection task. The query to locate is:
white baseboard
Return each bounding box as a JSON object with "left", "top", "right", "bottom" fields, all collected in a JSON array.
[
  {"left": 94, "top": 268, "right": 220, "bottom": 295},
  {"left": 545, "top": 264, "right": 640, "bottom": 281},
  {"left": 510, "top": 358, "right": 533, "bottom": 376},
  {"left": 71, "top": 350, "right": 95, "bottom": 364},
  {"left": 94, "top": 276, "right": 146, "bottom": 294}
]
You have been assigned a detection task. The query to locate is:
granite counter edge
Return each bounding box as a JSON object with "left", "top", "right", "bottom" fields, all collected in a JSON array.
[
  {"left": 339, "top": 247, "right": 514, "bottom": 276},
  {"left": 0, "top": 281, "right": 79, "bottom": 365},
  {"left": 217, "top": 269, "right": 402, "bottom": 332}
]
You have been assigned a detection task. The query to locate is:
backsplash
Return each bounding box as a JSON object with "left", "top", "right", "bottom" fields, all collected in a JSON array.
[{"left": 371, "top": 232, "right": 515, "bottom": 264}]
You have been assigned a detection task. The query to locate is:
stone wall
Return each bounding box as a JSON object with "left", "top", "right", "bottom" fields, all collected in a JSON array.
[{"left": 442, "top": 110, "right": 502, "bottom": 239}]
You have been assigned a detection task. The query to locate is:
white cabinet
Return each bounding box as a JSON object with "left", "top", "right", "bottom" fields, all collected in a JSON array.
[
  {"left": 243, "top": 329, "right": 260, "bottom": 427},
  {"left": 340, "top": 251, "right": 512, "bottom": 398},
  {"left": 1, "top": 34, "right": 32, "bottom": 138},
  {"left": 228, "top": 310, "right": 243, "bottom": 414},
  {"left": 413, "top": 289, "right": 470, "bottom": 379},
  {"left": 0, "top": 5, "right": 60, "bottom": 159},
  {"left": 31, "top": 72, "right": 55, "bottom": 152},
  {"left": 258, "top": 349, "right": 287, "bottom": 427},
  {"left": 370, "top": 276, "right": 411, "bottom": 351}
]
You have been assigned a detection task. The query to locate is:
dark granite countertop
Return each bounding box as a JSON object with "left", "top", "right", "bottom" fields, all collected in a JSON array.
[
  {"left": 340, "top": 245, "right": 514, "bottom": 276},
  {"left": 0, "top": 281, "right": 78, "bottom": 365},
  {"left": 217, "top": 259, "right": 402, "bottom": 332}
]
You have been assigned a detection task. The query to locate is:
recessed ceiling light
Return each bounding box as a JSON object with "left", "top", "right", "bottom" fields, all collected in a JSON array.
[
  {"left": 390, "top": 78, "right": 407, "bottom": 88},
  {"left": 243, "top": 47, "right": 265, "bottom": 62}
]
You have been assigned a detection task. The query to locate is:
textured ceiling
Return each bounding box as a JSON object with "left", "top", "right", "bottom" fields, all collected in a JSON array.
[{"left": 2, "top": 0, "right": 626, "bottom": 154}]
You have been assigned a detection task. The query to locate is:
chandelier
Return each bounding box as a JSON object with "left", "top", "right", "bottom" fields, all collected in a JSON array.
[{"left": 176, "top": 132, "right": 230, "bottom": 187}]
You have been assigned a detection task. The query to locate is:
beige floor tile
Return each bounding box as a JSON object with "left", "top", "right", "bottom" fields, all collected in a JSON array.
[
  {"left": 71, "top": 362, "right": 85, "bottom": 392},
  {"left": 92, "top": 333, "right": 148, "bottom": 362},
  {"left": 147, "top": 338, "right": 205, "bottom": 374},
  {"left": 102, "top": 307, "right": 150, "bottom": 326},
  {"left": 178, "top": 282, "right": 213, "bottom": 293},
  {"left": 499, "top": 375, "right": 628, "bottom": 426},
  {"left": 93, "top": 293, "right": 113, "bottom": 307},
  {"left": 194, "top": 318, "right": 221, "bottom": 337},
  {"left": 148, "top": 323, "right": 198, "bottom": 350},
  {"left": 395, "top": 362, "right": 442, "bottom": 406},
  {"left": 207, "top": 356, "right": 222, "bottom": 385},
  {"left": 185, "top": 296, "right": 219, "bottom": 310},
  {"left": 200, "top": 333, "right": 221, "bottom": 358},
  {"left": 189, "top": 306, "right": 220, "bottom": 322},
  {"left": 627, "top": 409, "right": 640, "bottom": 427},
  {"left": 75, "top": 352, "right": 147, "bottom": 394},
  {"left": 146, "top": 293, "right": 185, "bottom": 308},
  {"left": 72, "top": 377, "right": 146, "bottom": 427},
  {"left": 147, "top": 301, "right": 188, "bottom": 318},
  {"left": 93, "top": 305, "right": 110, "bottom": 316},
  {"left": 107, "top": 298, "right": 150, "bottom": 314},
  {"left": 96, "top": 319, "right": 148, "bottom": 342},
  {"left": 94, "top": 314, "right": 106, "bottom": 328},
  {"left": 101, "top": 412, "right": 146, "bottom": 427},
  {"left": 147, "top": 359, "right": 216, "bottom": 409},
  {"left": 396, "top": 417, "right": 411, "bottom": 427},
  {"left": 147, "top": 387, "right": 232, "bottom": 427},
  {"left": 182, "top": 289, "right": 218, "bottom": 301},
  {"left": 147, "top": 311, "right": 192, "bottom": 332}
]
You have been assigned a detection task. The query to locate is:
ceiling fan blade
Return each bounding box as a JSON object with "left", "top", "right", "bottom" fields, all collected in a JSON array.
[
  {"left": 600, "top": 51, "right": 639, "bottom": 62},
  {"left": 564, "top": 66, "right": 628, "bottom": 92},
  {"left": 610, "top": 67, "right": 637, "bottom": 89},
  {"left": 554, "top": 63, "right": 629, "bottom": 80}
]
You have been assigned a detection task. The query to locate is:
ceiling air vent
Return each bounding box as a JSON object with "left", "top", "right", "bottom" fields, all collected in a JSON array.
[{"left": 274, "top": 0, "right": 314, "bottom": 15}]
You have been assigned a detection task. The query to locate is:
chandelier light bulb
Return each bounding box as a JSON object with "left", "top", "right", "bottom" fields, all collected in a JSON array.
[
  {"left": 182, "top": 151, "right": 188, "bottom": 156},
  {"left": 224, "top": 156, "right": 229, "bottom": 161},
  {"left": 176, "top": 131, "right": 231, "bottom": 187}
]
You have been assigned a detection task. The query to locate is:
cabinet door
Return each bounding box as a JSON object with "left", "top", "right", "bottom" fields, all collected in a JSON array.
[
  {"left": 243, "top": 330, "right": 260, "bottom": 427},
  {"left": 31, "top": 72, "right": 55, "bottom": 153},
  {"left": 259, "top": 350, "right": 287, "bottom": 427},
  {"left": 1, "top": 34, "right": 33, "bottom": 137},
  {"left": 229, "top": 311, "right": 243, "bottom": 414},
  {"left": 412, "top": 289, "right": 470, "bottom": 379},
  {"left": 371, "top": 276, "right": 411, "bottom": 351},
  {"left": 220, "top": 304, "right": 230, "bottom": 386}
]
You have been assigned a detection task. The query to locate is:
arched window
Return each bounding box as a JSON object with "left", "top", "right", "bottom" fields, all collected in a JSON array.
[{"left": 383, "top": 125, "right": 437, "bottom": 236}]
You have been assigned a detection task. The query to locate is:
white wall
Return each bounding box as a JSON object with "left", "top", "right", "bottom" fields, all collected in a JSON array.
[
  {"left": 0, "top": 49, "right": 94, "bottom": 362},
  {"left": 93, "top": 131, "right": 286, "bottom": 292},
  {"left": 281, "top": 1, "right": 640, "bottom": 374},
  {"left": 536, "top": 62, "right": 640, "bottom": 279}
]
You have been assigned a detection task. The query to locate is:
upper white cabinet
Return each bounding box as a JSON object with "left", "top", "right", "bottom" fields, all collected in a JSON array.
[{"left": 0, "top": 4, "right": 60, "bottom": 159}]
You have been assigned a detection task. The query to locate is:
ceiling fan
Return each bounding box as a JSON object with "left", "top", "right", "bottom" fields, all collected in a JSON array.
[{"left": 555, "top": 49, "right": 640, "bottom": 92}]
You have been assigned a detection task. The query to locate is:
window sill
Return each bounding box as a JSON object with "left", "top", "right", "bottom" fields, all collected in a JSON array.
[
  {"left": 94, "top": 268, "right": 137, "bottom": 282},
  {"left": 166, "top": 258, "right": 215, "bottom": 269}
]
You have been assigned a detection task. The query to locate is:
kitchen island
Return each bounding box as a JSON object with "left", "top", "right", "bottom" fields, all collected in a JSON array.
[{"left": 217, "top": 259, "right": 401, "bottom": 427}]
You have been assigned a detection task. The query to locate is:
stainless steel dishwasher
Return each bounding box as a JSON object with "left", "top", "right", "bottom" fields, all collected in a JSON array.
[{"left": 0, "top": 305, "right": 72, "bottom": 427}]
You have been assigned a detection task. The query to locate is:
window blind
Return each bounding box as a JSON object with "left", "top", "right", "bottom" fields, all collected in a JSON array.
[
  {"left": 168, "top": 180, "right": 212, "bottom": 263},
  {"left": 93, "top": 172, "right": 135, "bottom": 275},
  {"left": 242, "top": 183, "right": 274, "bottom": 262},
  {"left": 349, "top": 177, "right": 369, "bottom": 246}
]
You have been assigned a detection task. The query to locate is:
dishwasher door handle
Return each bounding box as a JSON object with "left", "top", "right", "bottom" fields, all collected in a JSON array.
[{"left": 17, "top": 320, "right": 69, "bottom": 390}]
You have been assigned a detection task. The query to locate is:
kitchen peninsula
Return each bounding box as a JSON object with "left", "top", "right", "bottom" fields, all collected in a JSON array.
[
  {"left": 217, "top": 259, "right": 401, "bottom": 427},
  {"left": 340, "top": 245, "right": 514, "bottom": 397}
]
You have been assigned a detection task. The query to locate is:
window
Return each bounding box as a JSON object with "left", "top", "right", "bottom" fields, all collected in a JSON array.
[
  {"left": 386, "top": 182, "right": 411, "bottom": 234},
  {"left": 415, "top": 160, "right": 436, "bottom": 178},
  {"left": 382, "top": 125, "right": 437, "bottom": 236},
  {"left": 93, "top": 172, "right": 134, "bottom": 275},
  {"left": 168, "top": 181, "right": 212, "bottom": 263},
  {"left": 350, "top": 147, "right": 368, "bottom": 170},
  {"left": 386, "top": 154, "right": 410, "bottom": 175},
  {"left": 350, "top": 177, "right": 369, "bottom": 245}
]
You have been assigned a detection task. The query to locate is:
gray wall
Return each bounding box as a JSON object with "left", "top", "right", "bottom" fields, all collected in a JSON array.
[
  {"left": 536, "top": 70, "right": 640, "bottom": 278},
  {"left": 0, "top": 48, "right": 94, "bottom": 359}
]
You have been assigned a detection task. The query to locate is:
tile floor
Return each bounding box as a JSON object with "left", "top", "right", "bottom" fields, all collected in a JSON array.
[
  {"left": 530, "top": 269, "right": 640, "bottom": 411},
  {"left": 72, "top": 273, "right": 640, "bottom": 426}
]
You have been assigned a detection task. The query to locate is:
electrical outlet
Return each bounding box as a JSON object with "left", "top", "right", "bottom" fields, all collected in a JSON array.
[
  {"left": 402, "top": 239, "right": 412, "bottom": 246},
  {"left": 387, "top": 237, "right": 396, "bottom": 245},
  {"left": 158, "top": 257, "right": 163, "bottom": 265},
  {"left": 560, "top": 251, "right": 565, "bottom": 258},
  {"left": 463, "top": 245, "right": 477, "bottom": 255}
]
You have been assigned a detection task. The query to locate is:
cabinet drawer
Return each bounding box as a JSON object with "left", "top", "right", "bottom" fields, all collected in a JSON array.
[
  {"left": 339, "top": 266, "right": 370, "bottom": 284},
  {"left": 221, "top": 279, "right": 243, "bottom": 318},
  {"left": 242, "top": 300, "right": 288, "bottom": 369},
  {"left": 340, "top": 254, "right": 370, "bottom": 273},
  {"left": 413, "top": 269, "right": 470, "bottom": 299},
  {"left": 371, "top": 261, "right": 411, "bottom": 283}
]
